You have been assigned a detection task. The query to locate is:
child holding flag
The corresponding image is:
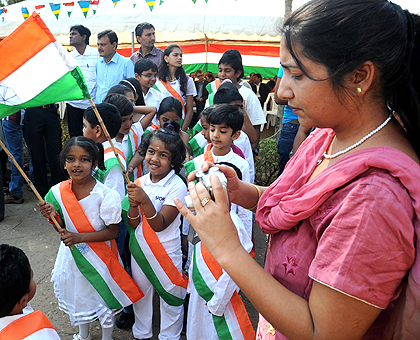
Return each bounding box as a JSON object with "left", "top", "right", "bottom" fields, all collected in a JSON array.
[{"left": 39, "top": 137, "right": 143, "bottom": 340}]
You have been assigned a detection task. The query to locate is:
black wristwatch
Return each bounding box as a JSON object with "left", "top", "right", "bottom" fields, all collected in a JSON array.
[{"left": 252, "top": 147, "right": 260, "bottom": 156}]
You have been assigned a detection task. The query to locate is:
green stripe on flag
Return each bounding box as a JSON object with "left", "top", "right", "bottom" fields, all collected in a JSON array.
[
  {"left": 0, "top": 67, "right": 89, "bottom": 119},
  {"left": 188, "top": 138, "right": 204, "bottom": 158},
  {"left": 184, "top": 159, "right": 197, "bottom": 178},
  {"left": 192, "top": 122, "right": 203, "bottom": 136},
  {"left": 71, "top": 246, "right": 123, "bottom": 309}
]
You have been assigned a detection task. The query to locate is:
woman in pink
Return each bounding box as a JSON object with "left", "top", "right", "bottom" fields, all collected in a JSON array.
[{"left": 174, "top": 0, "right": 420, "bottom": 339}]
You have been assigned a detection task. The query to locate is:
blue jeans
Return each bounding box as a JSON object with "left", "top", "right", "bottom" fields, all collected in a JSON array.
[
  {"left": 3, "top": 120, "right": 24, "bottom": 196},
  {"left": 277, "top": 122, "right": 299, "bottom": 175}
]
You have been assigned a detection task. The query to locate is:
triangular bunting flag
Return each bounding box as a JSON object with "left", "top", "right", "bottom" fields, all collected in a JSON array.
[
  {"left": 145, "top": 0, "right": 155, "bottom": 11},
  {"left": 90, "top": 0, "right": 99, "bottom": 15},
  {"left": 21, "top": 7, "right": 29, "bottom": 20},
  {"left": 112, "top": 0, "right": 120, "bottom": 7},
  {"left": 78, "top": 0, "right": 90, "bottom": 17},
  {"left": 49, "top": 3, "right": 61, "bottom": 19},
  {"left": 63, "top": 2, "right": 74, "bottom": 17},
  {"left": 0, "top": 8, "right": 6, "bottom": 22},
  {"left": 34, "top": 5, "right": 46, "bottom": 10}
]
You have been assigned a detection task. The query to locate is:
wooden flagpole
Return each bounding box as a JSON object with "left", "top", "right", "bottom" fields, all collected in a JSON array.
[
  {"left": 0, "top": 138, "right": 71, "bottom": 247},
  {"left": 88, "top": 98, "right": 131, "bottom": 184}
]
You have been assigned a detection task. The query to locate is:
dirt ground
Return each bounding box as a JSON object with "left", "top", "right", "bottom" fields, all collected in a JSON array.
[{"left": 0, "top": 185, "right": 268, "bottom": 340}]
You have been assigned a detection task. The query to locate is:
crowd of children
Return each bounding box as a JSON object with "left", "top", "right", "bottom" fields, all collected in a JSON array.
[{"left": 0, "top": 48, "right": 264, "bottom": 340}]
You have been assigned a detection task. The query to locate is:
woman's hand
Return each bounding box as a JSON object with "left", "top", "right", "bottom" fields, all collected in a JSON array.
[
  {"left": 188, "top": 161, "right": 243, "bottom": 205},
  {"left": 175, "top": 174, "right": 242, "bottom": 263},
  {"left": 127, "top": 182, "right": 147, "bottom": 207}
]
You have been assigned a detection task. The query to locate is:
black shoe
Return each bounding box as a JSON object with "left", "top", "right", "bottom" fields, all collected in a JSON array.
[
  {"left": 4, "top": 192, "right": 24, "bottom": 204},
  {"left": 115, "top": 311, "right": 135, "bottom": 330}
]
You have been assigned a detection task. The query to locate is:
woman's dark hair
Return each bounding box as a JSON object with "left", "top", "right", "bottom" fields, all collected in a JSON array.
[
  {"left": 60, "top": 136, "right": 105, "bottom": 175},
  {"left": 139, "top": 122, "right": 186, "bottom": 173},
  {"left": 157, "top": 96, "right": 183, "bottom": 119},
  {"left": 158, "top": 44, "right": 188, "bottom": 97},
  {"left": 103, "top": 93, "right": 134, "bottom": 117},
  {"left": 0, "top": 244, "right": 31, "bottom": 317},
  {"left": 218, "top": 49, "right": 244, "bottom": 81},
  {"left": 119, "top": 78, "right": 145, "bottom": 106},
  {"left": 282, "top": 0, "right": 420, "bottom": 155}
]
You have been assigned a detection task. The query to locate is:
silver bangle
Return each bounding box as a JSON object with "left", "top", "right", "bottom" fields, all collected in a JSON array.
[
  {"left": 145, "top": 210, "right": 158, "bottom": 220},
  {"left": 127, "top": 213, "right": 140, "bottom": 219}
]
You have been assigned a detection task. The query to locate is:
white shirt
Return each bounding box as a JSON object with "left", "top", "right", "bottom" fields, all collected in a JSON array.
[
  {"left": 233, "top": 131, "right": 255, "bottom": 183},
  {"left": 144, "top": 87, "right": 165, "bottom": 126},
  {"left": 68, "top": 45, "right": 100, "bottom": 109},
  {"left": 238, "top": 85, "right": 266, "bottom": 126}
]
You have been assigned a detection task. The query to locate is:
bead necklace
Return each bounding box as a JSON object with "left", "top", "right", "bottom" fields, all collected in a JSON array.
[{"left": 317, "top": 115, "right": 392, "bottom": 165}]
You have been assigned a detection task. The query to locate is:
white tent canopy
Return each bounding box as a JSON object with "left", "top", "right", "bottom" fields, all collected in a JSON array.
[{"left": 0, "top": 0, "right": 283, "bottom": 41}]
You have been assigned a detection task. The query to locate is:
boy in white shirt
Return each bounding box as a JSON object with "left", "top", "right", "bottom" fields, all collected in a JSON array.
[
  {"left": 184, "top": 104, "right": 253, "bottom": 240},
  {"left": 135, "top": 59, "right": 165, "bottom": 126}
]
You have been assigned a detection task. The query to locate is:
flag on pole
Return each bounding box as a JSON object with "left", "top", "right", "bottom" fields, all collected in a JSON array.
[
  {"left": 0, "top": 13, "right": 90, "bottom": 119},
  {"left": 49, "top": 3, "right": 61, "bottom": 19},
  {"left": 21, "top": 7, "right": 29, "bottom": 20},
  {"left": 78, "top": 0, "right": 90, "bottom": 17},
  {"left": 90, "top": 0, "right": 99, "bottom": 15},
  {"left": 145, "top": 0, "right": 155, "bottom": 11},
  {"left": 63, "top": 2, "right": 74, "bottom": 17}
]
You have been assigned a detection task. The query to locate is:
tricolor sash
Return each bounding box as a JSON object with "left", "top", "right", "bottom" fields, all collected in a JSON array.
[
  {"left": 142, "top": 124, "right": 160, "bottom": 138},
  {"left": 154, "top": 78, "right": 186, "bottom": 114},
  {"left": 0, "top": 310, "right": 60, "bottom": 340},
  {"left": 49, "top": 180, "right": 144, "bottom": 310},
  {"left": 94, "top": 146, "right": 126, "bottom": 183},
  {"left": 126, "top": 178, "right": 188, "bottom": 306},
  {"left": 192, "top": 242, "right": 255, "bottom": 340}
]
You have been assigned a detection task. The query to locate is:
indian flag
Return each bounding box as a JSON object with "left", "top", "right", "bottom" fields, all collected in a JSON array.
[{"left": 0, "top": 12, "right": 89, "bottom": 118}]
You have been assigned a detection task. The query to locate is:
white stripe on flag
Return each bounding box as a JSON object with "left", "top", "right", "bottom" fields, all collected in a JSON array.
[
  {"left": 0, "top": 41, "right": 77, "bottom": 104},
  {"left": 183, "top": 52, "right": 279, "bottom": 68},
  {"left": 29, "top": 328, "right": 61, "bottom": 340}
]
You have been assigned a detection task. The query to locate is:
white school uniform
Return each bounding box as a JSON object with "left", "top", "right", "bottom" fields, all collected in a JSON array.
[
  {"left": 131, "top": 170, "right": 187, "bottom": 340},
  {"left": 238, "top": 85, "right": 266, "bottom": 127},
  {"left": 144, "top": 87, "right": 165, "bottom": 126},
  {"left": 233, "top": 131, "right": 255, "bottom": 183}
]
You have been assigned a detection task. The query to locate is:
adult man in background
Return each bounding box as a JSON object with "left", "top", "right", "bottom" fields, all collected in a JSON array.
[
  {"left": 96, "top": 30, "right": 135, "bottom": 103},
  {"left": 191, "top": 69, "right": 208, "bottom": 128},
  {"left": 130, "top": 22, "right": 164, "bottom": 67},
  {"left": 254, "top": 73, "right": 271, "bottom": 107},
  {"left": 67, "top": 25, "right": 99, "bottom": 137}
]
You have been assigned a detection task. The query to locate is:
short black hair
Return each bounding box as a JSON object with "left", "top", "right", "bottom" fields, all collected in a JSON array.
[
  {"left": 60, "top": 136, "right": 105, "bottom": 172},
  {"left": 139, "top": 124, "right": 186, "bottom": 173},
  {"left": 97, "top": 29, "right": 118, "bottom": 47},
  {"left": 83, "top": 103, "right": 122, "bottom": 139},
  {"left": 0, "top": 244, "right": 31, "bottom": 317},
  {"left": 103, "top": 93, "right": 134, "bottom": 117},
  {"left": 219, "top": 49, "right": 244, "bottom": 81},
  {"left": 135, "top": 59, "right": 158, "bottom": 75},
  {"left": 207, "top": 104, "right": 244, "bottom": 135},
  {"left": 255, "top": 73, "right": 262, "bottom": 80},
  {"left": 70, "top": 25, "right": 91, "bottom": 44},
  {"left": 214, "top": 87, "right": 243, "bottom": 105},
  {"left": 135, "top": 22, "right": 155, "bottom": 38},
  {"left": 200, "top": 105, "right": 216, "bottom": 120},
  {"left": 158, "top": 96, "right": 183, "bottom": 119}
]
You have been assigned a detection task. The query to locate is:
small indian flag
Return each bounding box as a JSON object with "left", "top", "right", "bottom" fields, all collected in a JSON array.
[{"left": 0, "top": 12, "right": 90, "bottom": 119}]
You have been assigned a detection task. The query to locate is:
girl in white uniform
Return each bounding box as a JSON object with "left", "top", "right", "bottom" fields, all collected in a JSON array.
[{"left": 126, "top": 122, "right": 188, "bottom": 340}]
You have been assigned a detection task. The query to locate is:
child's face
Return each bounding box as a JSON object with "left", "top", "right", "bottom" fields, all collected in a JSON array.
[
  {"left": 83, "top": 118, "right": 99, "bottom": 141},
  {"left": 145, "top": 138, "right": 173, "bottom": 182},
  {"left": 200, "top": 117, "right": 210, "bottom": 143},
  {"left": 210, "top": 124, "right": 240, "bottom": 156},
  {"left": 164, "top": 48, "right": 183, "bottom": 68},
  {"left": 135, "top": 68, "right": 157, "bottom": 92},
  {"left": 119, "top": 113, "right": 134, "bottom": 136},
  {"left": 159, "top": 111, "right": 181, "bottom": 127},
  {"left": 64, "top": 145, "right": 95, "bottom": 181},
  {"left": 218, "top": 63, "right": 241, "bottom": 85}
]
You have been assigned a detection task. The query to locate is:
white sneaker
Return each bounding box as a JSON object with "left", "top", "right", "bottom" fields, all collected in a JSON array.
[{"left": 73, "top": 333, "right": 92, "bottom": 340}]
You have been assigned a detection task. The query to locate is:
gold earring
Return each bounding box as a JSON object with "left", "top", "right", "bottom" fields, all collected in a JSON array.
[{"left": 356, "top": 87, "right": 362, "bottom": 94}]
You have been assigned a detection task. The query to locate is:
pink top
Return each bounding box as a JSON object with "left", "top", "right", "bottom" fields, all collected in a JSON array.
[{"left": 255, "top": 128, "right": 420, "bottom": 339}]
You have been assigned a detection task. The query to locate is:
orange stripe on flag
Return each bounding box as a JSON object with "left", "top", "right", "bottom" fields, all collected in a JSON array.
[
  {"left": 0, "top": 13, "right": 55, "bottom": 82},
  {"left": 60, "top": 180, "right": 144, "bottom": 301},
  {"left": 0, "top": 310, "right": 54, "bottom": 340}
]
